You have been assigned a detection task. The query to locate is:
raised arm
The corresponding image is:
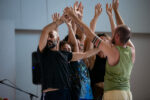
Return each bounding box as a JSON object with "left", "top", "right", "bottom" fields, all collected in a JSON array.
[
  {"left": 64, "top": 17, "right": 79, "bottom": 52},
  {"left": 52, "top": 13, "right": 60, "bottom": 32},
  {"left": 113, "top": 0, "right": 135, "bottom": 63},
  {"left": 90, "top": 3, "right": 102, "bottom": 32},
  {"left": 73, "top": 1, "right": 85, "bottom": 52},
  {"left": 71, "top": 48, "right": 100, "bottom": 61},
  {"left": 112, "top": 0, "right": 124, "bottom": 25},
  {"left": 106, "top": 3, "right": 116, "bottom": 37},
  {"left": 73, "top": 1, "right": 84, "bottom": 20},
  {"left": 85, "top": 3, "right": 102, "bottom": 50},
  {"left": 39, "top": 14, "right": 64, "bottom": 52},
  {"left": 64, "top": 7, "right": 96, "bottom": 42},
  {"left": 64, "top": 7, "right": 119, "bottom": 65},
  {"left": 84, "top": 3, "right": 102, "bottom": 68}
]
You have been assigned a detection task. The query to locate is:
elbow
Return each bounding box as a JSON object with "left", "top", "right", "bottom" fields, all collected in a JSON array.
[
  {"left": 42, "top": 29, "right": 47, "bottom": 36},
  {"left": 38, "top": 44, "right": 43, "bottom": 52},
  {"left": 42, "top": 27, "right": 48, "bottom": 33},
  {"left": 90, "top": 21, "right": 93, "bottom": 28}
]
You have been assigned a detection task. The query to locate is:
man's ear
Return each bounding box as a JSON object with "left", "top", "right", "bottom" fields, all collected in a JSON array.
[{"left": 116, "top": 33, "right": 120, "bottom": 42}]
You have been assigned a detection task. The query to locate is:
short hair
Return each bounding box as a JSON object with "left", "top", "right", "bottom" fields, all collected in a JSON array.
[
  {"left": 48, "top": 30, "right": 59, "bottom": 37},
  {"left": 97, "top": 33, "right": 111, "bottom": 40},
  {"left": 63, "top": 34, "right": 79, "bottom": 42},
  {"left": 59, "top": 40, "right": 69, "bottom": 50},
  {"left": 115, "top": 25, "right": 131, "bottom": 44},
  {"left": 97, "top": 33, "right": 107, "bottom": 37}
]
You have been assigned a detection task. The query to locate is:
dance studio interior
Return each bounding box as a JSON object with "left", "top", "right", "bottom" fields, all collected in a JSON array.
[{"left": 0, "top": 0, "right": 150, "bottom": 100}]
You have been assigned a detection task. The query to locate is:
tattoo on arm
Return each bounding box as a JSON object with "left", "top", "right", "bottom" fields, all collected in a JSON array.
[{"left": 76, "top": 22, "right": 84, "bottom": 32}]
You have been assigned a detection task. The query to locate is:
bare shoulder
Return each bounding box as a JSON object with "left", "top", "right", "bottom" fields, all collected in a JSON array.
[{"left": 105, "top": 41, "right": 120, "bottom": 66}]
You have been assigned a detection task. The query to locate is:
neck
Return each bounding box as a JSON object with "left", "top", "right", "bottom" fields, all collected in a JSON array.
[{"left": 115, "top": 42, "right": 127, "bottom": 48}]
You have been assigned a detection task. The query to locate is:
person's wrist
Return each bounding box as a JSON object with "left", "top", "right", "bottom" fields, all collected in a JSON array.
[
  {"left": 94, "top": 15, "right": 99, "bottom": 19},
  {"left": 56, "top": 19, "right": 63, "bottom": 26},
  {"left": 108, "top": 14, "right": 113, "bottom": 17},
  {"left": 113, "top": 8, "right": 118, "bottom": 12},
  {"left": 60, "top": 18, "right": 65, "bottom": 24}
]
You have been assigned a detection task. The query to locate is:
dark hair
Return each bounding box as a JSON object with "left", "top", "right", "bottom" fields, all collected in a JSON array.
[
  {"left": 97, "top": 33, "right": 107, "bottom": 37},
  {"left": 63, "top": 35, "right": 69, "bottom": 41},
  {"left": 63, "top": 35, "right": 79, "bottom": 41},
  {"left": 115, "top": 25, "right": 131, "bottom": 44},
  {"left": 59, "top": 40, "right": 69, "bottom": 50}
]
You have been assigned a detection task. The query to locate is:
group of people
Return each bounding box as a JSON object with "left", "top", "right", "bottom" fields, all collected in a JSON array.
[{"left": 37, "top": 0, "right": 135, "bottom": 100}]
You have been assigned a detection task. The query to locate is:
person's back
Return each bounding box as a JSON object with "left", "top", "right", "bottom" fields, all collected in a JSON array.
[{"left": 104, "top": 46, "right": 133, "bottom": 91}]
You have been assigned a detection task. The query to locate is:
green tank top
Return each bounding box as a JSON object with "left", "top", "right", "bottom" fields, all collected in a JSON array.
[{"left": 104, "top": 46, "right": 133, "bottom": 91}]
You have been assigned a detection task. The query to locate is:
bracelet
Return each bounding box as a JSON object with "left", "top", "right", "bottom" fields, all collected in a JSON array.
[{"left": 92, "top": 36, "right": 102, "bottom": 48}]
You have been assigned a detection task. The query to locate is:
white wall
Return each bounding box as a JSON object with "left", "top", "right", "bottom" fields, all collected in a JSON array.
[
  {"left": 14, "top": 29, "right": 70, "bottom": 100},
  {"left": 0, "top": 20, "right": 16, "bottom": 100},
  {"left": 15, "top": 30, "right": 41, "bottom": 100},
  {"left": 46, "top": 0, "right": 150, "bottom": 33},
  {"left": 1, "top": 0, "right": 150, "bottom": 100},
  {"left": 14, "top": 30, "right": 150, "bottom": 100},
  {"left": 19, "top": 0, "right": 47, "bottom": 29},
  {"left": 0, "top": 0, "right": 150, "bottom": 33},
  {"left": 130, "top": 34, "right": 150, "bottom": 100}
]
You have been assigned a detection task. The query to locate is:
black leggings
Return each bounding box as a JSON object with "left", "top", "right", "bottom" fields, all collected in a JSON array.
[{"left": 41, "top": 89, "right": 71, "bottom": 100}]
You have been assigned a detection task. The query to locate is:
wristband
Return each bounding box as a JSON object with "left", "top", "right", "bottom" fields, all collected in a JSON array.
[{"left": 92, "top": 36, "right": 102, "bottom": 48}]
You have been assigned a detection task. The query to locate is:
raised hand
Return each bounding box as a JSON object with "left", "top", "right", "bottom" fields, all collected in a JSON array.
[
  {"left": 64, "top": 16, "right": 72, "bottom": 28},
  {"left": 51, "top": 13, "right": 62, "bottom": 31},
  {"left": 112, "top": 0, "right": 124, "bottom": 25},
  {"left": 73, "top": 1, "right": 83, "bottom": 20},
  {"left": 106, "top": 3, "right": 116, "bottom": 37},
  {"left": 106, "top": 3, "right": 113, "bottom": 17},
  {"left": 73, "top": 1, "right": 78, "bottom": 12},
  {"left": 78, "top": 2, "right": 83, "bottom": 19},
  {"left": 64, "top": 7, "right": 84, "bottom": 33},
  {"left": 52, "top": 13, "right": 60, "bottom": 22},
  {"left": 64, "top": 7, "right": 76, "bottom": 18},
  {"left": 112, "top": 0, "right": 119, "bottom": 10},
  {"left": 95, "top": 3, "right": 102, "bottom": 18}
]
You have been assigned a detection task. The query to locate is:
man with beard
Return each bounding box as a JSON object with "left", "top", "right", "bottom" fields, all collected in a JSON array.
[
  {"left": 64, "top": 2, "right": 135, "bottom": 99},
  {"left": 38, "top": 13, "right": 100, "bottom": 100}
]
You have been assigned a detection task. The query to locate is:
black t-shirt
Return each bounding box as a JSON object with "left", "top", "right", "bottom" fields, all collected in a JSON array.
[
  {"left": 37, "top": 47, "right": 73, "bottom": 90},
  {"left": 69, "top": 61, "right": 81, "bottom": 100},
  {"left": 89, "top": 55, "right": 106, "bottom": 86}
]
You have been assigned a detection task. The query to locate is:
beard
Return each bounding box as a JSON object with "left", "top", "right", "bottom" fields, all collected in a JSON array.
[{"left": 46, "top": 40, "right": 57, "bottom": 49}]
